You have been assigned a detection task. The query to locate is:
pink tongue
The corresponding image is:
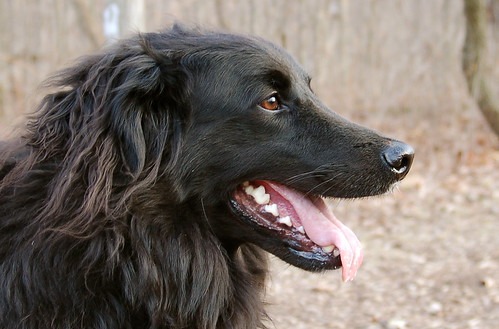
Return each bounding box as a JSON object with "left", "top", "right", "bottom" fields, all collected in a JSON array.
[{"left": 266, "top": 182, "right": 363, "bottom": 282}]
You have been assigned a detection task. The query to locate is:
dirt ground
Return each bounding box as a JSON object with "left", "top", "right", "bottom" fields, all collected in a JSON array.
[{"left": 264, "top": 109, "right": 499, "bottom": 329}]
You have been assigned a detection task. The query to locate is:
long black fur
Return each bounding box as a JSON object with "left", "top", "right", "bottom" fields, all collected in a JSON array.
[{"left": 0, "top": 25, "right": 412, "bottom": 329}]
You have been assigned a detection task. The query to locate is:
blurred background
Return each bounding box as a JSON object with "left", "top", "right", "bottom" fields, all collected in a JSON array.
[{"left": 1, "top": 0, "right": 498, "bottom": 328}]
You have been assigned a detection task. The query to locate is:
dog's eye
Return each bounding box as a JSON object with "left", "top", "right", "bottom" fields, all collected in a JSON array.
[{"left": 259, "top": 94, "right": 281, "bottom": 111}]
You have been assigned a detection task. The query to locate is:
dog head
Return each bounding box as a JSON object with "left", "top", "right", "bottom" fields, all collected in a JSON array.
[
  {"left": 32, "top": 25, "right": 413, "bottom": 282},
  {"left": 160, "top": 28, "right": 414, "bottom": 280}
]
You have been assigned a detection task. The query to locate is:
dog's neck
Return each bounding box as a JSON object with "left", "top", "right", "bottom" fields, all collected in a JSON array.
[{"left": 123, "top": 203, "right": 270, "bottom": 328}]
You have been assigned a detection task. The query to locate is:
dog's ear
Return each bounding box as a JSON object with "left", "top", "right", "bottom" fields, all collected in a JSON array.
[
  {"left": 31, "top": 32, "right": 189, "bottom": 188},
  {"left": 20, "top": 32, "right": 191, "bottom": 218},
  {"left": 96, "top": 34, "right": 188, "bottom": 179}
]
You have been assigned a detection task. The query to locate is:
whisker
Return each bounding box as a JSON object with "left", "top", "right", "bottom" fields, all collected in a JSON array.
[
  {"left": 284, "top": 171, "right": 323, "bottom": 184},
  {"left": 305, "top": 172, "right": 345, "bottom": 196},
  {"left": 285, "top": 164, "right": 345, "bottom": 186},
  {"left": 324, "top": 174, "right": 361, "bottom": 197}
]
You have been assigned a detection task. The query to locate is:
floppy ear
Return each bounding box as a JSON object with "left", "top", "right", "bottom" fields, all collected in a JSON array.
[
  {"left": 18, "top": 32, "right": 191, "bottom": 220},
  {"left": 98, "top": 34, "right": 188, "bottom": 179}
]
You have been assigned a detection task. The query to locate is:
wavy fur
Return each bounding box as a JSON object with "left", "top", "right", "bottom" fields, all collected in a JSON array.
[{"left": 0, "top": 26, "right": 268, "bottom": 329}]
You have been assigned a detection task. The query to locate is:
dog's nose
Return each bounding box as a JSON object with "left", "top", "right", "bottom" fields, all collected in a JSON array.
[{"left": 382, "top": 141, "right": 414, "bottom": 180}]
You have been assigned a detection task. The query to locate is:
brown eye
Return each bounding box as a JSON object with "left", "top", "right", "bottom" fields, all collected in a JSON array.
[{"left": 259, "top": 94, "right": 281, "bottom": 111}]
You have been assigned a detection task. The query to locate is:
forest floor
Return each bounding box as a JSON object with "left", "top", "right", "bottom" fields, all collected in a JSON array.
[{"left": 265, "top": 108, "right": 499, "bottom": 329}]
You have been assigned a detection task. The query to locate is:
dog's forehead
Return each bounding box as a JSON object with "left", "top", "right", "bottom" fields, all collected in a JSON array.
[
  {"left": 243, "top": 36, "right": 309, "bottom": 82},
  {"left": 195, "top": 33, "right": 310, "bottom": 84}
]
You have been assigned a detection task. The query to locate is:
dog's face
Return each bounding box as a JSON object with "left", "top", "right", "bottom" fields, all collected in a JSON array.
[{"left": 158, "top": 32, "right": 414, "bottom": 281}]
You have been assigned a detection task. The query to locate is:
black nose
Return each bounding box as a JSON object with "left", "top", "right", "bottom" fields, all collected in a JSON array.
[{"left": 382, "top": 141, "right": 414, "bottom": 180}]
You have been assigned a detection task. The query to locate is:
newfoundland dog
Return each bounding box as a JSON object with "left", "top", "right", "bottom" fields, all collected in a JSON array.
[{"left": 0, "top": 25, "right": 413, "bottom": 328}]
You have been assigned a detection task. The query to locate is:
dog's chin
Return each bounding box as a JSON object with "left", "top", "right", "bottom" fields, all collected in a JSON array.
[{"left": 228, "top": 180, "right": 364, "bottom": 282}]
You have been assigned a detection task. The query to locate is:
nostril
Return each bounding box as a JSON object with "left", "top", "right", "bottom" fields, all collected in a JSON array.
[
  {"left": 386, "top": 152, "right": 411, "bottom": 173},
  {"left": 383, "top": 142, "right": 415, "bottom": 179}
]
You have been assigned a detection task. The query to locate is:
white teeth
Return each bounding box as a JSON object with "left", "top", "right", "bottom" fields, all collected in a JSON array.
[
  {"left": 253, "top": 185, "right": 265, "bottom": 195},
  {"left": 253, "top": 186, "right": 270, "bottom": 204},
  {"left": 277, "top": 216, "right": 292, "bottom": 227},
  {"left": 263, "top": 204, "right": 279, "bottom": 217},
  {"left": 296, "top": 226, "right": 305, "bottom": 234},
  {"left": 244, "top": 184, "right": 270, "bottom": 205},
  {"left": 322, "top": 245, "right": 335, "bottom": 253},
  {"left": 322, "top": 246, "right": 340, "bottom": 258},
  {"left": 244, "top": 185, "right": 254, "bottom": 195},
  {"left": 333, "top": 248, "right": 340, "bottom": 258}
]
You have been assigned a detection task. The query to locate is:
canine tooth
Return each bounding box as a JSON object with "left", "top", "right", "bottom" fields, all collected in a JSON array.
[
  {"left": 252, "top": 186, "right": 270, "bottom": 205},
  {"left": 278, "top": 216, "right": 292, "bottom": 227},
  {"left": 322, "top": 245, "right": 335, "bottom": 253},
  {"left": 296, "top": 226, "right": 305, "bottom": 234},
  {"left": 253, "top": 185, "right": 265, "bottom": 195},
  {"left": 264, "top": 204, "right": 279, "bottom": 217},
  {"left": 243, "top": 181, "right": 250, "bottom": 187},
  {"left": 255, "top": 185, "right": 265, "bottom": 194},
  {"left": 254, "top": 193, "right": 270, "bottom": 205}
]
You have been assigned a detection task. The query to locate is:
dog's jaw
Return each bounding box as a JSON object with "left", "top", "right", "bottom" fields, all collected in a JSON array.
[{"left": 229, "top": 180, "right": 363, "bottom": 281}]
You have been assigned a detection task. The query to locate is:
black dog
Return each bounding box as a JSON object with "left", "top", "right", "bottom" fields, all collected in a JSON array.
[{"left": 0, "top": 25, "right": 413, "bottom": 329}]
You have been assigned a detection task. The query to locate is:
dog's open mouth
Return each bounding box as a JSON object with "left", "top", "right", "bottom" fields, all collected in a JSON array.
[{"left": 230, "top": 180, "right": 363, "bottom": 282}]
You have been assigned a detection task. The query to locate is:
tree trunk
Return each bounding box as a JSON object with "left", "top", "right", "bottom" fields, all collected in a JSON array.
[{"left": 462, "top": 0, "right": 499, "bottom": 137}]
